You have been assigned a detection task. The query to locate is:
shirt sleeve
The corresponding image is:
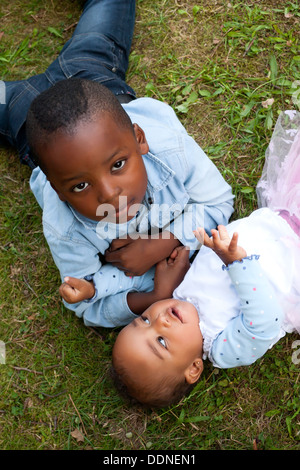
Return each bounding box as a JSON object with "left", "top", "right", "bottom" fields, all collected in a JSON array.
[
  {"left": 66, "top": 267, "right": 155, "bottom": 328},
  {"left": 210, "top": 256, "right": 285, "bottom": 368},
  {"left": 43, "top": 222, "right": 155, "bottom": 327},
  {"left": 165, "top": 134, "right": 234, "bottom": 249}
]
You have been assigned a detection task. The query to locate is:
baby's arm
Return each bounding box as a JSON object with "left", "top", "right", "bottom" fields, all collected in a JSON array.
[
  {"left": 210, "top": 257, "right": 284, "bottom": 368},
  {"left": 59, "top": 277, "right": 95, "bottom": 303},
  {"left": 194, "top": 225, "right": 284, "bottom": 368},
  {"left": 127, "top": 246, "right": 190, "bottom": 314}
]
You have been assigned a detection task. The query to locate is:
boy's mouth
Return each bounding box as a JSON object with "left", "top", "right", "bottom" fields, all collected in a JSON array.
[{"left": 115, "top": 197, "right": 140, "bottom": 222}]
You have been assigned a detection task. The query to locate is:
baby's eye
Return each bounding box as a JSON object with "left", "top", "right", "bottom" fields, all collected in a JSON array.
[
  {"left": 112, "top": 160, "right": 126, "bottom": 172},
  {"left": 73, "top": 182, "right": 89, "bottom": 193},
  {"left": 158, "top": 336, "right": 167, "bottom": 348},
  {"left": 141, "top": 316, "right": 150, "bottom": 324}
]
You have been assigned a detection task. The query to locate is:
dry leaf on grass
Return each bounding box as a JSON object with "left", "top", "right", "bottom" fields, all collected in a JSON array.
[{"left": 71, "top": 428, "right": 84, "bottom": 443}]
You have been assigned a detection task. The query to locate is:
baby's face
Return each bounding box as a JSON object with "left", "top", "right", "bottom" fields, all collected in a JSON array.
[
  {"left": 39, "top": 115, "right": 149, "bottom": 223},
  {"left": 113, "top": 298, "right": 203, "bottom": 387}
]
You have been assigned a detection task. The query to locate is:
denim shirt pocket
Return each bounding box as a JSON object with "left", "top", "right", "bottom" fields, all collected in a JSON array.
[{"left": 144, "top": 151, "right": 190, "bottom": 229}]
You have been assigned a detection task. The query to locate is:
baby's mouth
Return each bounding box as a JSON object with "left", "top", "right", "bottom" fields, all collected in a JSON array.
[{"left": 169, "top": 307, "right": 183, "bottom": 323}]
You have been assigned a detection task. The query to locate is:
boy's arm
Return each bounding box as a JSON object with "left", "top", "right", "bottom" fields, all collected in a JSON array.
[
  {"left": 166, "top": 134, "right": 235, "bottom": 249},
  {"left": 105, "top": 231, "right": 181, "bottom": 277}
]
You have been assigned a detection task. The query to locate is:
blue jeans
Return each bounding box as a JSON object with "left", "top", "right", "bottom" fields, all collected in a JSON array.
[{"left": 0, "top": 0, "right": 136, "bottom": 168}]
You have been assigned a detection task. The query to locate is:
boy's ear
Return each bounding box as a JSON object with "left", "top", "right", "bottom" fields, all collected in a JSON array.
[
  {"left": 133, "top": 123, "right": 149, "bottom": 155},
  {"left": 49, "top": 181, "right": 67, "bottom": 202},
  {"left": 184, "top": 358, "right": 203, "bottom": 384}
]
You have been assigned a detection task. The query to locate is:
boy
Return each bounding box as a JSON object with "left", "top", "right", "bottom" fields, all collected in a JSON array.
[{"left": 0, "top": 0, "right": 234, "bottom": 327}]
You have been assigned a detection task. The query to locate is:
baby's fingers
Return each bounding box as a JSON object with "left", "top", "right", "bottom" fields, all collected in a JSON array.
[
  {"left": 216, "top": 225, "right": 230, "bottom": 241},
  {"left": 59, "top": 282, "right": 76, "bottom": 302},
  {"left": 193, "top": 227, "right": 213, "bottom": 248},
  {"left": 228, "top": 232, "right": 239, "bottom": 252}
]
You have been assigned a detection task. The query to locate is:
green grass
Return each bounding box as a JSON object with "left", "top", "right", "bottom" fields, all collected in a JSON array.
[{"left": 0, "top": 0, "right": 299, "bottom": 450}]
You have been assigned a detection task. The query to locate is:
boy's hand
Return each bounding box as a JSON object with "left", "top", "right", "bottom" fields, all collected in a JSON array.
[
  {"left": 59, "top": 277, "right": 95, "bottom": 304},
  {"left": 105, "top": 232, "right": 181, "bottom": 276},
  {"left": 153, "top": 246, "right": 190, "bottom": 299},
  {"left": 193, "top": 225, "right": 247, "bottom": 266}
]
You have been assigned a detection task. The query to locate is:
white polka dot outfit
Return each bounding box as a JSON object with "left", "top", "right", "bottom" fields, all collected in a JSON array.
[{"left": 174, "top": 208, "right": 300, "bottom": 368}]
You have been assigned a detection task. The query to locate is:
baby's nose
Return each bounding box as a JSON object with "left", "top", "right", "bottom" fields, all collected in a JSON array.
[{"left": 157, "top": 312, "right": 171, "bottom": 327}]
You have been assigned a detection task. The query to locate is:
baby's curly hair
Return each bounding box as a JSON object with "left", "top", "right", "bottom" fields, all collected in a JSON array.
[{"left": 111, "top": 360, "right": 196, "bottom": 408}]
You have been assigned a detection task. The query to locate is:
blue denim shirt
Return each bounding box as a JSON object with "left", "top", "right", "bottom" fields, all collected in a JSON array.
[{"left": 30, "top": 97, "right": 234, "bottom": 327}]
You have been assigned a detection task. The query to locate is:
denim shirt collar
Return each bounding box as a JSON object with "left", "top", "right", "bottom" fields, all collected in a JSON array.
[{"left": 68, "top": 151, "right": 176, "bottom": 229}]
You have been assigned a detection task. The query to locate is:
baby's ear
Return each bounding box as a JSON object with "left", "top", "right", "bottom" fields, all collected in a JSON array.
[
  {"left": 184, "top": 359, "right": 203, "bottom": 384},
  {"left": 133, "top": 123, "right": 149, "bottom": 155}
]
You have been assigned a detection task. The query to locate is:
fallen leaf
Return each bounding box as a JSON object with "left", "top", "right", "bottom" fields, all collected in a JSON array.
[
  {"left": 71, "top": 428, "right": 84, "bottom": 442},
  {"left": 261, "top": 98, "right": 274, "bottom": 108}
]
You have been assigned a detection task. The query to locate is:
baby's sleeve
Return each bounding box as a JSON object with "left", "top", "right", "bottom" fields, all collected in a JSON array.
[{"left": 210, "top": 256, "right": 284, "bottom": 368}]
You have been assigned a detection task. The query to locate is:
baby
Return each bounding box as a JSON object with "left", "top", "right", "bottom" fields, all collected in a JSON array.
[{"left": 111, "top": 221, "right": 290, "bottom": 406}]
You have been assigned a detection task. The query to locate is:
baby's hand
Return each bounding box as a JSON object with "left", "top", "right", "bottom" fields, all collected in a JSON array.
[
  {"left": 154, "top": 246, "right": 190, "bottom": 298},
  {"left": 59, "top": 277, "right": 95, "bottom": 304},
  {"left": 193, "top": 225, "right": 247, "bottom": 266}
]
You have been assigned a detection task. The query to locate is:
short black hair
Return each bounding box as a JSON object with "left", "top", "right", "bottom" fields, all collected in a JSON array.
[{"left": 26, "top": 78, "right": 134, "bottom": 167}]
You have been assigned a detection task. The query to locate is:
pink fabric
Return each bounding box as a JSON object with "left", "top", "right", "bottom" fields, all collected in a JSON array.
[
  {"left": 257, "top": 110, "right": 300, "bottom": 228},
  {"left": 256, "top": 110, "right": 300, "bottom": 333},
  {"left": 279, "top": 210, "right": 300, "bottom": 237}
]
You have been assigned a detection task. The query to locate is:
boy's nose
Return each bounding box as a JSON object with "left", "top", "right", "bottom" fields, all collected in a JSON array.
[{"left": 96, "top": 180, "right": 121, "bottom": 205}]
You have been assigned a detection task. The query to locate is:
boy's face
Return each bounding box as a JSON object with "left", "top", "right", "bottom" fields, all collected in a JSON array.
[
  {"left": 39, "top": 114, "right": 149, "bottom": 223},
  {"left": 113, "top": 298, "right": 203, "bottom": 390}
]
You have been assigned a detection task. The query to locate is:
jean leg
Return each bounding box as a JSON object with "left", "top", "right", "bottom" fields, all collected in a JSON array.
[
  {"left": 0, "top": 74, "right": 54, "bottom": 167},
  {"left": 49, "top": 0, "right": 136, "bottom": 87},
  {"left": 74, "top": 0, "right": 136, "bottom": 66}
]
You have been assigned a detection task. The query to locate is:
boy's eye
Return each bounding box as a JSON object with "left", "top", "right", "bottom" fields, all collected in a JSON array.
[
  {"left": 112, "top": 160, "right": 125, "bottom": 172},
  {"left": 158, "top": 337, "right": 167, "bottom": 348},
  {"left": 73, "top": 182, "right": 89, "bottom": 193}
]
